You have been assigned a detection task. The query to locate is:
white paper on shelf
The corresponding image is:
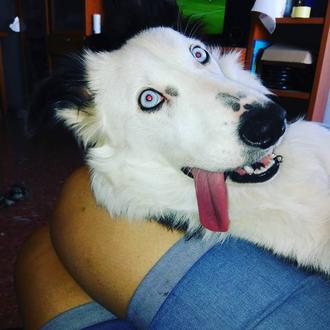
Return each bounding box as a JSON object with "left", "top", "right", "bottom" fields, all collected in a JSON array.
[
  {"left": 9, "top": 16, "right": 21, "bottom": 32},
  {"left": 93, "top": 14, "right": 102, "bottom": 34},
  {"left": 261, "top": 44, "right": 313, "bottom": 64},
  {"left": 252, "top": 0, "right": 287, "bottom": 34}
]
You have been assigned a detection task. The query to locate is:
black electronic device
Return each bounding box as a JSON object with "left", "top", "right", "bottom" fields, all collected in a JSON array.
[{"left": 257, "top": 44, "right": 315, "bottom": 92}]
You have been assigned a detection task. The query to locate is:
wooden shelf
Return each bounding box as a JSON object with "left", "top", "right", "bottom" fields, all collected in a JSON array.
[
  {"left": 271, "top": 89, "right": 310, "bottom": 100},
  {"left": 246, "top": 2, "right": 330, "bottom": 121},
  {"left": 276, "top": 17, "right": 325, "bottom": 25}
]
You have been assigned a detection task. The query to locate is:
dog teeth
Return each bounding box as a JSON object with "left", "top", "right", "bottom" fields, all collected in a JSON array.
[
  {"left": 253, "top": 159, "right": 275, "bottom": 175},
  {"left": 266, "top": 159, "right": 275, "bottom": 169},
  {"left": 254, "top": 168, "right": 264, "bottom": 175},
  {"left": 237, "top": 153, "right": 278, "bottom": 177},
  {"left": 244, "top": 166, "right": 254, "bottom": 175},
  {"left": 243, "top": 157, "right": 276, "bottom": 176}
]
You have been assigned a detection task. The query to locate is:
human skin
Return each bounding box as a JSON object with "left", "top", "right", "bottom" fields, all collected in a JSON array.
[{"left": 15, "top": 166, "right": 183, "bottom": 329}]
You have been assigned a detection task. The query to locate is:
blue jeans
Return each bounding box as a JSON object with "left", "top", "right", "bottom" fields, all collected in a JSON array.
[{"left": 42, "top": 237, "right": 330, "bottom": 330}]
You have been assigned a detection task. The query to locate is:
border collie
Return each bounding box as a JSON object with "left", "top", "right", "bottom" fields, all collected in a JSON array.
[{"left": 30, "top": 0, "right": 330, "bottom": 275}]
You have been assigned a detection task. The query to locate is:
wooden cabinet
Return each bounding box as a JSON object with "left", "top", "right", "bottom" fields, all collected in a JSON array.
[
  {"left": 246, "top": 2, "right": 330, "bottom": 122},
  {"left": 16, "top": 0, "right": 104, "bottom": 109},
  {"left": 45, "top": 0, "right": 102, "bottom": 69}
]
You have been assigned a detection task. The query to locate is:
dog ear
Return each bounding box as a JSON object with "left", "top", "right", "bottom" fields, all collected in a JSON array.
[{"left": 28, "top": 54, "right": 100, "bottom": 146}]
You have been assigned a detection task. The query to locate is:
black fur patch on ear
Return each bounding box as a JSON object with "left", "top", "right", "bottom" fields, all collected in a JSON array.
[
  {"left": 28, "top": 54, "right": 91, "bottom": 136},
  {"left": 85, "top": 0, "right": 205, "bottom": 52}
]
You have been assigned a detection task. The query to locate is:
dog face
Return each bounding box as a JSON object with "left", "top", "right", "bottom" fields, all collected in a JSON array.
[
  {"left": 56, "top": 28, "right": 285, "bottom": 175},
  {"left": 29, "top": 24, "right": 287, "bottom": 235}
]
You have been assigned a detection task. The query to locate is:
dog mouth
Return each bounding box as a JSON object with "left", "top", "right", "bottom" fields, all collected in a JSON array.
[
  {"left": 182, "top": 153, "right": 282, "bottom": 183},
  {"left": 181, "top": 153, "right": 283, "bottom": 233},
  {"left": 227, "top": 153, "right": 283, "bottom": 184}
]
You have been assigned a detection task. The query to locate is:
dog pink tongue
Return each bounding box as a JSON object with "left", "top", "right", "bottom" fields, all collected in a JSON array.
[{"left": 192, "top": 168, "right": 229, "bottom": 232}]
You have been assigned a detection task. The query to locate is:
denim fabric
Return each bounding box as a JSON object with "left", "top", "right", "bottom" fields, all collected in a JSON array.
[
  {"left": 149, "top": 239, "right": 330, "bottom": 330},
  {"left": 127, "top": 237, "right": 218, "bottom": 328},
  {"left": 41, "top": 301, "right": 117, "bottom": 330},
  {"left": 83, "top": 319, "right": 136, "bottom": 330},
  {"left": 42, "top": 237, "right": 330, "bottom": 330}
]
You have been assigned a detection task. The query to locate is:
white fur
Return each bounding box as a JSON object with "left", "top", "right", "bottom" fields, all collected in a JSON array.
[
  {"left": 228, "top": 121, "right": 330, "bottom": 273},
  {"left": 58, "top": 28, "right": 330, "bottom": 275}
]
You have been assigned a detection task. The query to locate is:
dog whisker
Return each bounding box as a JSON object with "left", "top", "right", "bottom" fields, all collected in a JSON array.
[
  {"left": 183, "top": 15, "right": 194, "bottom": 37},
  {"left": 189, "top": 20, "right": 203, "bottom": 39},
  {"left": 176, "top": 14, "right": 182, "bottom": 34}
]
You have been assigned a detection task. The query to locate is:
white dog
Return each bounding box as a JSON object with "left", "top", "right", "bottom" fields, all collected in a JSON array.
[{"left": 30, "top": 14, "right": 330, "bottom": 275}]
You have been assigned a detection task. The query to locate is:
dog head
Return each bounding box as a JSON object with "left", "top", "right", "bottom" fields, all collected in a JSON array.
[
  {"left": 29, "top": 1, "right": 286, "bottom": 233},
  {"left": 30, "top": 26, "right": 285, "bottom": 169}
]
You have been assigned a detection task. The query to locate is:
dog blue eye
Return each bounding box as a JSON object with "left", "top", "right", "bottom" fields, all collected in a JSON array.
[
  {"left": 191, "top": 46, "right": 209, "bottom": 64},
  {"left": 139, "top": 89, "right": 165, "bottom": 111}
]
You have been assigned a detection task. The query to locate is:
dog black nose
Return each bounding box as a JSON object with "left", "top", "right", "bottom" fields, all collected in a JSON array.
[{"left": 239, "top": 102, "right": 286, "bottom": 149}]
